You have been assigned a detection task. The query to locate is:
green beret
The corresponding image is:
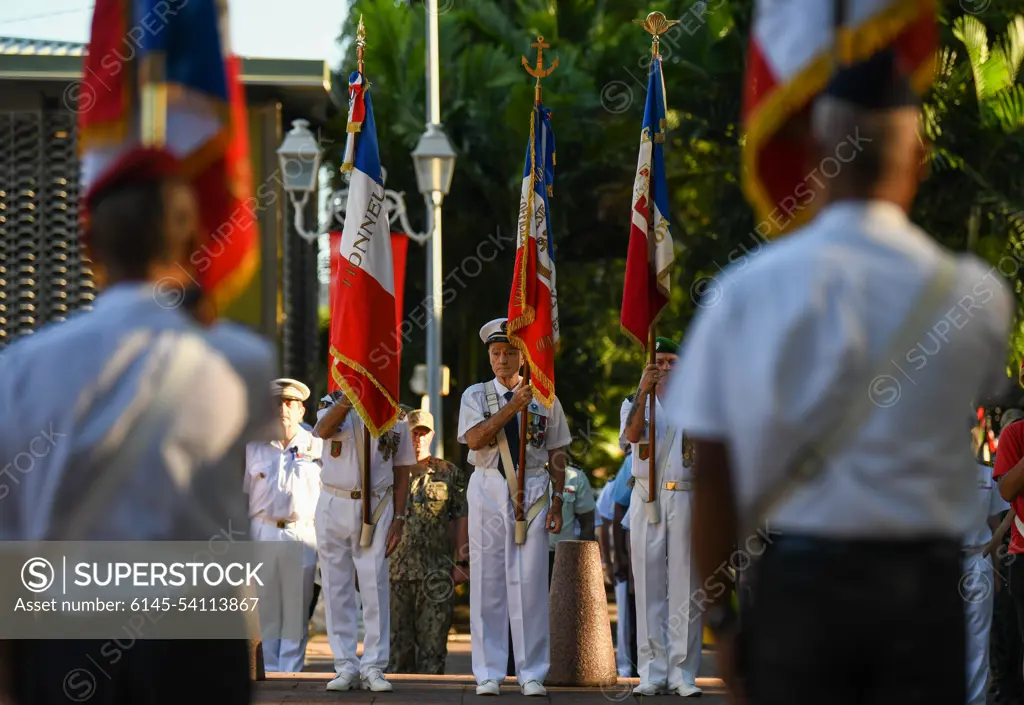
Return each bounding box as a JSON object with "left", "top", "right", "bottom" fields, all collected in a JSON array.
[{"left": 655, "top": 337, "right": 679, "bottom": 355}]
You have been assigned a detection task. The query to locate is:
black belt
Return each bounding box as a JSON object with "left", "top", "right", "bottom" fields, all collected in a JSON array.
[{"left": 768, "top": 534, "right": 961, "bottom": 559}]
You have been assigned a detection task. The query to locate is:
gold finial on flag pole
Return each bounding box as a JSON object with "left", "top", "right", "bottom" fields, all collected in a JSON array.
[
  {"left": 633, "top": 11, "right": 679, "bottom": 58},
  {"left": 522, "top": 35, "right": 558, "bottom": 106},
  {"left": 356, "top": 15, "right": 367, "bottom": 74}
]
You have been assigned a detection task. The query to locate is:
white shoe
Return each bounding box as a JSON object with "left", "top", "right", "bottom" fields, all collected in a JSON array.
[
  {"left": 674, "top": 683, "right": 703, "bottom": 697},
  {"left": 325, "top": 671, "right": 359, "bottom": 691},
  {"left": 361, "top": 669, "right": 393, "bottom": 692},
  {"left": 633, "top": 682, "right": 664, "bottom": 696},
  {"left": 521, "top": 680, "right": 547, "bottom": 696},
  {"left": 476, "top": 680, "right": 501, "bottom": 696}
]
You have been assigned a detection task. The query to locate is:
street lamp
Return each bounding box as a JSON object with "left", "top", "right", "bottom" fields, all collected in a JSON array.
[
  {"left": 277, "top": 118, "right": 323, "bottom": 243},
  {"left": 412, "top": 121, "right": 456, "bottom": 459},
  {"left": 411, "top": 123, "right": 457, "bottom": 201}
]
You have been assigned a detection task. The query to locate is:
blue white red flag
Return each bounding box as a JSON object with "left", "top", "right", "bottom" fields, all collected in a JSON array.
[
  {"left": 507, "top": 104, "right": 559, "bottom": 409},
  {"left": 743, "top": 0, "right": 937, "bottom": 236},
  {"left": 328, "top": 72, "right": 401, "bottom": 436},
  {"left": 79, "top": 0, "right": 258, "bottom": 314},
  {"left": 621, "top": 54, "right": 673, "bottom": 348}
]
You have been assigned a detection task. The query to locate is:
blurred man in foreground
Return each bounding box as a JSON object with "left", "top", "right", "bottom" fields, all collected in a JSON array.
[
  {"left": 0, "top": 148, "right": 278, "bottom": 704},
  {"left": 666, "top": 51, "right": 1012, "bottom": 704}
]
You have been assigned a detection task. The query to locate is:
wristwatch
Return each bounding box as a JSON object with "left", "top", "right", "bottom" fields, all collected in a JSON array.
[
  {"left": 706, "top": 602, "right": 738, "bottom": 637},
  {"left": 394, "top": 514, "right": 407, "bottom": 522},
  {"left": 455, "top": 559, "right": 469, "bottom": 568},
  {"left": 550, "top": 491, "right": 564, "bottom": 502}
]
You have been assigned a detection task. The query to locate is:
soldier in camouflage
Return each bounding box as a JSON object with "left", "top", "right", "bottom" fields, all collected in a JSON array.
[{"left": 387, "top": 409, "right": 470, "bottom": 675}]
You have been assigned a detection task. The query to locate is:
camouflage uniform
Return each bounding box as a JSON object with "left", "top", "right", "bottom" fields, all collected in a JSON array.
[{"left": 387, "top": 457, "right": 468, "bottom": 674}]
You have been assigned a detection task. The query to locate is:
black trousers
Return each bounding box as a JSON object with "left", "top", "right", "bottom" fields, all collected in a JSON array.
[
  {"left": 740, "top": 535, "right": 965, "bottom": 705},
  {"left": 992, "top": 540, "right": 1023, "bottom": 704},
  {"left": 11, "top": 638, "right": 251, "bottom": 704}
]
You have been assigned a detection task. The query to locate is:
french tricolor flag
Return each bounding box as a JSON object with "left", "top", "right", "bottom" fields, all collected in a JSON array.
[
  {"left": 742, "top": 0, "right": 936, "bottom": 236},
  {"left": 621, "top": 53, "right": 674, "bottom": 348},
  {"left": 79, "top": 0, "right": 258, "bottom": 314},
  {"left": 328, "top": 71, "right": 401, "bottom": 437}
]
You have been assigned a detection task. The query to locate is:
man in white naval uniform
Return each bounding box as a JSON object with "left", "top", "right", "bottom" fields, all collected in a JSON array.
[
  {"left": 963, "top": 460, "right": 1009, "bottom": 705},
  {"left": 313, "top": 391, "right": 414, "bottom": 692},
  {"left": 458, "top": 317, "right": 571, "bottom": 697},
  {"left": 664, "top": 51, "right": 1013, "bottom": 704},
  {"left": 620, "top": 337, "right": 702, "bottom": 697},
  {"left": 245, "top": 378, "right": 323, "bottom": 673},
  {"left": 0, "top": 147, "right": 278, "bottom": 705}
]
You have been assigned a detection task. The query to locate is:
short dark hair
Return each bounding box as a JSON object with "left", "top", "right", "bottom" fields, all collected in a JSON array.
[{"left": 86, "top": 179, "right": 170, "bottom": 279}]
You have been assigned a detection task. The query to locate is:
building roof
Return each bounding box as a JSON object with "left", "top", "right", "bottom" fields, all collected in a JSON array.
[{"left": 0, "top": 36, "right": 334, "bottom": 118}]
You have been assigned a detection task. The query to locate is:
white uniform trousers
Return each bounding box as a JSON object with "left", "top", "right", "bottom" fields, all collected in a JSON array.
[
  {"left": 963, "top": 551, "right": 994, "bottom": 705},
  {"left": 468, "top": 469, "right": 550, "bottom": 685},
  {"left": 615, "top": 579, "right": 633, "bottom": 678},
  {"left": 315, "top": 487, "right": 394, "bottom": 678},
  {"left": 629, "top": 482, "right": 702, "bottom": 690},
  {"left": 250, "top": 519, "right": 318, "bottom": 673}
]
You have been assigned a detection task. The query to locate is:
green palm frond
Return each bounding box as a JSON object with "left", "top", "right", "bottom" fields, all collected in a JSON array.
[
  {"left": 992, "top": 84, "right": 1024, "bottom": 133},
  {"left": 1000, "top": 15, "right": 1024, "bottom": 83},
  {"left": 954, "top": 14, "right": 992, "bottom": 98}
]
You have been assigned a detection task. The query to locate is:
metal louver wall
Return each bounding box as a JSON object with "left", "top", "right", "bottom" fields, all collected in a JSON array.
[{"left": 0, "top": 110, "right": 95, "bottom": 351}]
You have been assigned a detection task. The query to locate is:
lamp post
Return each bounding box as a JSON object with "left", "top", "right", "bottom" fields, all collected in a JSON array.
[
  {"left": 276, "top": 119, "right": 323, "bottom": 243},
  {"left": 411, "top": 123, "right": 456, "bottom": 458}
]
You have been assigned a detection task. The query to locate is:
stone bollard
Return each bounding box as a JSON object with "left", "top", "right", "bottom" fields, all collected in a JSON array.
[
  {"left": 547, "top": 540, "right": 618, "bottom": 686},
  {"left": 249, "top": 638, "right": 265, "bottom": 681}
]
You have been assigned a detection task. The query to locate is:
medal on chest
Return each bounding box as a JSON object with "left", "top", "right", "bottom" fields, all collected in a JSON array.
[
  {"left": 682, "top": 435, "right": 695, "bottom": 469},
  {"left": 526, "top": 403, "right": 547, "bottom": 449},
  {"left": 379, "top": 430, "right": 400, "bottom": 461}
]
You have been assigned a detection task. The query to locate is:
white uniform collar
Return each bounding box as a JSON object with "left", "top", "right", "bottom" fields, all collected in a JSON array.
[
  {"left": 815, "top": 199, "right": 910, "bottom": 235},
  {"left": 492, "top": 377, "right": 520, "bottom": 396},
  {"left": 273, "top": 426, "right": 313, "bottom": 451}
]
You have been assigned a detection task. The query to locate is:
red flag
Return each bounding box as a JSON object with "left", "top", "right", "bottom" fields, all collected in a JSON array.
[
  {"left": 329, "top": 231, "right": 408, "bottom": 394},
  {"left": 742, "top": 0, "right": 937, "bottom": 237}
]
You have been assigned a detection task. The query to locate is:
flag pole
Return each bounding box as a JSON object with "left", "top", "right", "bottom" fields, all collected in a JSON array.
[
  {"left": 634, "top": 12, "right": 675, "bottom": 525},
  {"left": 515, "top": 36, "right": 558, "bottom": 545},
  {"left": 355, "top": 16, "right": 374, "bottom": 548}
]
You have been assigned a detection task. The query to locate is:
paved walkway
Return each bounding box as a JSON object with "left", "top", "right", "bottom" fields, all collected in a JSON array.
[{"left": 253, "top": 635, "right": 728, "bottom": 703}]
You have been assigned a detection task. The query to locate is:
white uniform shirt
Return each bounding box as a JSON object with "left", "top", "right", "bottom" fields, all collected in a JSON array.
[
  {"left": 457, "top": 378, "right": 572, "bottom": 469},
  {"left": 964, "top": 464, "right": 1010, "bottom": 548},
  {"left": 663, "top": 201, "right": 1012, "bottom": 539},
  {"left": 244, "top": 427, "right": 323, "bottom": 522},
  {"left": 549, "top": 465, "right": 598, "bottom": 550},
  {"left": 315, "top": 396, "right": 415, "bottom": 493},
  {"left": 0, "top": 283, "right": 277, "bottom": 541},
  {"left": 619, "top": 395, "right": 688, "bottom": 486}
]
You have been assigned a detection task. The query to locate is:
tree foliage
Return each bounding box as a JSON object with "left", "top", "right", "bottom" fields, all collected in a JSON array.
[{"left": 320, "top": 0, "right": 1024, "bottom": 480}]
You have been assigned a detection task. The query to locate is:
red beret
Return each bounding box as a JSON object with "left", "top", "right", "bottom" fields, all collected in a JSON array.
[{"left": 82, "top": 147, "right": 182, "bottom": 214}]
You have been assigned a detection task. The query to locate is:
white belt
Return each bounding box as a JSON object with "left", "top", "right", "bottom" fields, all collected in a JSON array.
[
  {"left": 480, "top": 467, "right": 548, "bottom": 479},
  {"left": 321, "top": 484, "right": 394, "bottom": 529},
  {"left": 253, "top": 516, "right": 313, "bottom": 530},
  {"left": 321, "top": 484, "right": 389, "bottom": 500}
]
